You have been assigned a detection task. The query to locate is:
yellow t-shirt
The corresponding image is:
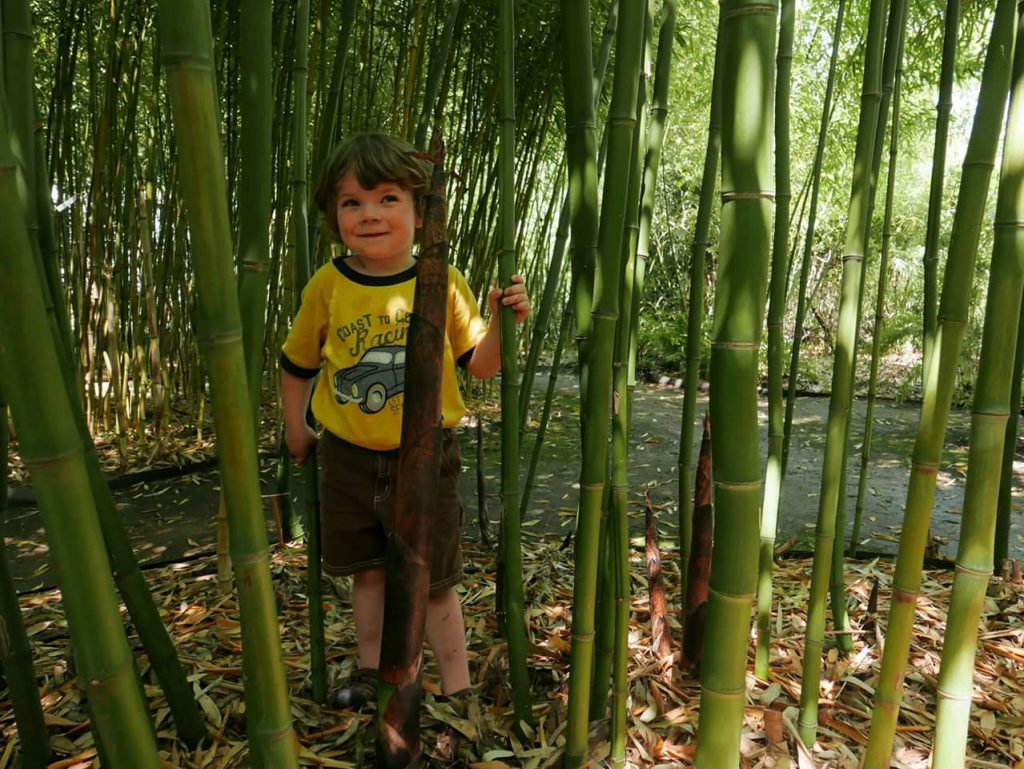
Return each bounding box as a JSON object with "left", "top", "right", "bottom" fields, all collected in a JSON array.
[{"left": 280, "top": 257, "right": 487, "bottom": 451}]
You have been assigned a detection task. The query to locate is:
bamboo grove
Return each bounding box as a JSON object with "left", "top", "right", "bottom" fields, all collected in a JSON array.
[{"left": 1, "top": 0, "right": 1023, "bottom": 767}]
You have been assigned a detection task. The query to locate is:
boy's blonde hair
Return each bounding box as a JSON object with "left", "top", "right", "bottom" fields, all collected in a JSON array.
[{"left": 315, "top": 133, "right": 433, "bottom": 243}]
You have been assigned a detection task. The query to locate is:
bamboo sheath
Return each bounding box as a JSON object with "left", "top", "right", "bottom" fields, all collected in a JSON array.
[
  {"left": 0, "top": 97, "right": 162, "bottom": 769},
  {"left": 563, "top": 0, "right": 645, "bottom": 763},
  {"left": 678, "top": 8, "right": 722, "bottom": 605},
  {"left": 797, "top": 0, "right": 888, "bottom": 743},
  {"left": 922, "top": 0, "right": 962, "bottom": 385},
  {"left": 755, "top": 0, "right": 794, "bottom": 681},
  {"left": 931, "top": 9, "right": 1024, "bottom": 764},
  {"left": 862, "top": 1, "right": 1018, "bottom": 763},
  {"left": 157, "top": 4, "right": 298, "bottom": 767},
  {"left": 496, "top": 0, "right": 532, "bottom": 732},
  {"left": 694, "top": 1, "right": 775, "bottom": 766},
  {"left": 375, "top": 140, "right": 449, "bottom": 769}
]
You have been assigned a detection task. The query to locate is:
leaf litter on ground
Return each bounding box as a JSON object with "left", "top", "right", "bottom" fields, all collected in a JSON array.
[{"left": 1, "top": 528, "right": 1023, "bottom": 768}]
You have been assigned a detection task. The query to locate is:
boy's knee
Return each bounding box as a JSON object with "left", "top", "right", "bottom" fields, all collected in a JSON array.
[{"left": 353, "top": 567, "right": 386, "bottom": 590}]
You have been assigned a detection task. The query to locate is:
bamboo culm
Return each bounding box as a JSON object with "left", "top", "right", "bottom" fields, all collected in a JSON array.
[
  {"left": 931, "top": 8, "right": 1024, "bottom": 764},
  {"left": 693, "top": 1, "right": 775, "bottom": 764},
  {"left": 862, "top": 1, "right": 1018, "bottom": 762}
]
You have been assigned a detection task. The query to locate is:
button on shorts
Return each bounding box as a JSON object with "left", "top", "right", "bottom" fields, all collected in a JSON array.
[{"left": 318, "top": 429, "right": 464, "bottom": 595}]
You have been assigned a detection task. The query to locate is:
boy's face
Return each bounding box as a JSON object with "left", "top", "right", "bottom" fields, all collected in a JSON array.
[{"left": 335, "top": 172, "right": 422, "bottom": 275}]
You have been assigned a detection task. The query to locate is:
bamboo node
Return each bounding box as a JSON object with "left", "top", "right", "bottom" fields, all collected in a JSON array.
[
  {"left": 722, "top": 3, "right": 778, "bottom": 20},
  {"left": 23, "top": 446, "right": 84, "bottom": 469},
  {"left": 713, "top": 479, "right": 761, "bottom": 491},
  {"left": 935, "top": 687, "right": 975, "bottom": 703},
  {"left": 993, "top": 221, "right": 1024, "bottom": 230},
  {"left": 721, "top": 190, "right": 776, "bottom": 202},
  {"left": 708, "top": 586, "right": 756, "bottom": 605},
  {"left": 701, "top": 683, "right": 747, "bottom": 698},
  {"left": 198, "top": 330, "right": 244, "bottom": 348},
  {"left": 892, "top": 587, "right": 920, "bottom": 604},
  {"left": 953, "top": 563, "right": 992, "bottom": 579}
]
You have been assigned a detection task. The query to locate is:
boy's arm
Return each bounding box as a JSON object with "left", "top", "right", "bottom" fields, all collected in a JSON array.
[
  {"left": 281, "top": 368, "right": 318, "bottom": 464},
  {"left": 466, "top": 274, "right": 530, "bottom": 380}
]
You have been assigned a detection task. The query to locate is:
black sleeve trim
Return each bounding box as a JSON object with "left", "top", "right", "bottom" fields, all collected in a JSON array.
[
  {"left": 279, "top": 352, "right": 320, "bottom": 379},
  {"left": 457, "top": 347, "right": 475, "bottom": 370}
]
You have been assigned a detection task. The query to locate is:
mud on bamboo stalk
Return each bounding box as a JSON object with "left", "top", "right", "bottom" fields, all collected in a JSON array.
[
  {"left": 375, "top": 134, "right": 448, "bottom": 769},
  {"left": 931, "top": 9, "right": 1024, "bottom": 764},
  {"left": 861, "top": 0, "right": 1018, "bottom": 763},
  {"left": 797, "top": 0, "right": 888, "bottom": 744}
]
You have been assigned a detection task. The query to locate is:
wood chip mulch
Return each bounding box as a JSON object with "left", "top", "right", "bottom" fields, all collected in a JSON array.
[{"left": 2, "top": 530, "right": 1023, "bottom": 768}]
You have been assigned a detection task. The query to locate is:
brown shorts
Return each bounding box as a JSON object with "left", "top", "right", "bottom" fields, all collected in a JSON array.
[{"left": 319, "top": 429, "right": 464, "bottom": 594}]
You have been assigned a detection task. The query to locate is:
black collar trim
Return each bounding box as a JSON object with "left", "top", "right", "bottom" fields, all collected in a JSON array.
[{"left": 333, "top": 256, "right": 418, "bottom": 286}]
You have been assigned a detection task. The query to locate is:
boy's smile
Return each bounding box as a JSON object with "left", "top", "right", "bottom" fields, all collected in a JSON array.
[{"left": 335, "top": 173, "right": 421, "bottom": 276}]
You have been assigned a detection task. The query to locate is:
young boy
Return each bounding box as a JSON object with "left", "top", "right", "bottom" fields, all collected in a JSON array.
[{"left": 280, "top": 133, "right": 529, "bottom": 706}]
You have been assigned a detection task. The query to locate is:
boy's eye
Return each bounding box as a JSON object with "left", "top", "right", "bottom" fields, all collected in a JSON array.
[
  {"left": 339, "top": 199, "right": 358, "bottom": 208},
  {"left": 381, "top": 194, "right": 399, "bottom": 203}
]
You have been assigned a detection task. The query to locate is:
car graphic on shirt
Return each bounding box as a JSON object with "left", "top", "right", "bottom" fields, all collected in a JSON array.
[{"left": 333, "top": 345, "right": 406, "bottom": 414}]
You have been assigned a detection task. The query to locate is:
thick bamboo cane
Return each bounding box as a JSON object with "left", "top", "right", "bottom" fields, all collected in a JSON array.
[
  {"left": 0, "top": 395, "right": 52, "bottom": 769},
  {"left": 861, "top": 1, "right": 1018, "bottom": 763},
  {"left": 931, "top": 9, "right": 1024, "bottom": 764},
  {"left": 0, "top": 92, "right": 162, "bottom": 769},
  {"left": 157, "top": 3, "right": 299, "bottom": 766},
  {"left": 694, "top": 2, "right": 775, "bottom": 765},
  {"left": 496, "top": 0, "right": 533, "bottom": 731},
  {"left": 796, "top": 0, "right": 888, "bottom": 743},
  {"left": 994, "top": 296, "right": 1024, "bottom": 569},
  {"left": 563, "top": 0, "right": 645, "bottom": 763},
  {"left": 755, "top": 0, "right": 794, "bottom": 681}
]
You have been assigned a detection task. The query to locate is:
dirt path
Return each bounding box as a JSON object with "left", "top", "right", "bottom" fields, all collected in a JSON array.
[{"left": 5, "top": 384, "right": 1023, "bottom": 593}]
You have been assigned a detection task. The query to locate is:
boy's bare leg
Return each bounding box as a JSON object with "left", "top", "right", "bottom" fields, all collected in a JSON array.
[
  {"left": 352, "top": 567, "right": 386, "bottom": 669},
  {"left": 425, "top": 587, "right": 471, "bottom": 694}
]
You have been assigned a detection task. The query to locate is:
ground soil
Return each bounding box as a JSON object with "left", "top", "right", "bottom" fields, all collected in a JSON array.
[{"left": 4, "top": 383, "right": 1024, "bottom": 594}]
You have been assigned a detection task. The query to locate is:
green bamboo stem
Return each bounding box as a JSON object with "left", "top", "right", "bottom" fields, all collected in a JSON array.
[
  {"left": 931, "top": 9, "right": 1024, "bottom": 764},
  {"left": 922, "top": 0, "right": 962, "bottom": 386},
  {"left": 861, "top": 1, "right": 1018, "bottom": 762},
  {"left": 693, "top": 1, "right": 775, "bottom": 765},
  {"left": 797, "top": 0, "right": 888, "bottom": 743},
  {"left": 415, "top": 0, "right": 462, "bottom": 150},
  {"left": 564, "top": 0, "right": 645, "bottom": 762},
  {"left": 237, "top": 0, "right": 273, "bottom": 419},
  {"left": 0, "top": 396, "right": 52, "bottom": 769},
  {"left": 497, "top": 0, "right": 532, "bottom": 732},
  {"left": 755, "top": 0, "right": 794, "bottom": 681},
  {"left": 520, "top": 306, "right": 572, "bottom": 517},
  {"left": 0, "top": 91, "right": 162, "bottom": 769},
  {"left": 678, "top": 7, "right": 723, "bottom": 609},
  {"left": 781, "top": 0, "right": 845, "bottom": 480},
  {"left": 995, "top": 293, "right": 1024, "bottom": 569},
  {"left": 850, "top": 37, "right": 905, "bottom": 559},
  {"left": 609, "top": 16, "right": 651, "bottom": 759},
  {"left": 158, "top": 3, "right": 299, "bottom": 766}
]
